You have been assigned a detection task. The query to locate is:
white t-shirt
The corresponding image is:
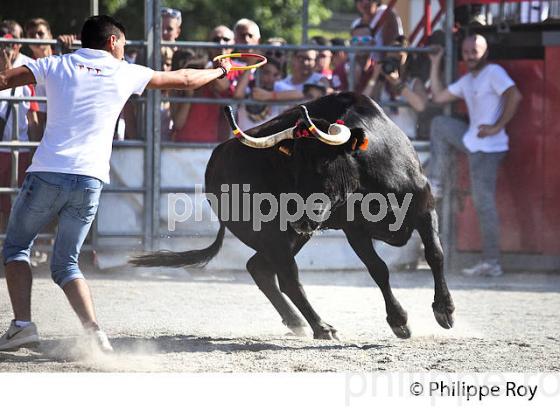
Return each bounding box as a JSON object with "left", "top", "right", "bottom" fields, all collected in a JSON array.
[
  {"left": 448, "top": 64, "right": 515, "bottom": 153},
  {"left": 24, "top": 48, "right": 154, "bottom": 182},
  {"left": 274, "top": 72, "right": 327, "bottom": 93}
]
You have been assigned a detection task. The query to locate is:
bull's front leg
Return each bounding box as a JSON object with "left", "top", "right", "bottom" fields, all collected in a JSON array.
[
  {"left": 268, "top": 252, "right": 339, "bottom": 340},
  {"left": 344, "top": 227, "right": 411, "bottom": 339}
]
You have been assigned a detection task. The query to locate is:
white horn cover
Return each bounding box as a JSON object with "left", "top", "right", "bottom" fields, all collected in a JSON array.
[
  {"left": 224, "top": 106, "right": 294, "bottom": 148},
  {"left": 298, "top": 105, "right": 352, "bottom": 145}
]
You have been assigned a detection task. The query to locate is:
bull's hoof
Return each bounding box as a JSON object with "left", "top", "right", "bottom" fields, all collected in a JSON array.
[
  {"left": 432, "top": 302, "right": 455, "bottom": 329},
  {"left": 390, "top": 324, "right": 411, "bottom": 339},
  {"left": 313, "top": 325, "right": 339, "bottom": 340}
]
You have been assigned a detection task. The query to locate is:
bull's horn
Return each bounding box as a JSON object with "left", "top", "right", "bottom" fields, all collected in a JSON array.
[
  {"left": 223, "top": 106, "right": 295, "bottom": 148},
  {"left": 298, "top": 105, "right": 351, "bottom": 145}
]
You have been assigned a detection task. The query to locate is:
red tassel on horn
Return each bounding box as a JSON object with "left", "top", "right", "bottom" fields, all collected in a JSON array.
[{"left": 359, "top": 137, "right": 369, "bottom": 151}]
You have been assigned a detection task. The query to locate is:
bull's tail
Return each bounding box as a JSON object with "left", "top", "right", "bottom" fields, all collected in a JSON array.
[{"left": 129, "top": 223, "right": 226, "bottom": 268}]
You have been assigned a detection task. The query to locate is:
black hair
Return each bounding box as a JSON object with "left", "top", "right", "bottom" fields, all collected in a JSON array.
[
  {"left": 81, "top": 15, "right": 126, "bottom": 50},
  {"left": 263, "top": 56, "right": 282, "bottom": 72},
  {"left": 310, "top": 35, "right": 330, "bottom": 47},
  {"left": 330, "top": 37, "right": 348, "bottom": 47}
]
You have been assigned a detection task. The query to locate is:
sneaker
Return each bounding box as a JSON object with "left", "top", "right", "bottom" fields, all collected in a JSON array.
[
  {"left": 87, "top": 329, "right": 114, "bottom": 353},
  {"left": 0, "top": 320, "right": 40, "bottom": 351},
  {"left": 462, "top": 260, "right": 503, "bottom": 277}
]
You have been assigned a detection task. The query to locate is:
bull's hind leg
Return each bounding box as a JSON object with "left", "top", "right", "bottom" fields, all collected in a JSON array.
[
  {"left": 267, "top": 252, "right": 339, "bottom": 340},
  {"left": 246, "top": 254, "right": 307, "bottom": 336},
  {"left": 344, "top": 228, "right": 411, "bottom": 339},
  {"left": 416, "top": 209, "right": 455, "bottom": 329}
]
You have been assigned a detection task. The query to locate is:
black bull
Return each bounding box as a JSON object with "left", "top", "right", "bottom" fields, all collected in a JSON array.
[{"left": 131, "top": 92, "right": 455, "bottom": 340}]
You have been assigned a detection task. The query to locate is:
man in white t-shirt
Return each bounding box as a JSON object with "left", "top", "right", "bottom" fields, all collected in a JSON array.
[
  {"left": 429, "top": 34, "right": 522, "bottom": 277},
  {"left": 0, "top": 15, "right": 232, "bottom": 353}
]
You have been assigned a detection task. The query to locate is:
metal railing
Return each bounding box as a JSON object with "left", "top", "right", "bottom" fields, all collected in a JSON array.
[{"left": 0, "top": 0, "right": 456, "bottom": 256}]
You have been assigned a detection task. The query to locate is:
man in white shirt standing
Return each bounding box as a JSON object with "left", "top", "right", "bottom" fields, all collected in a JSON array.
[
  {"left": 429, "top": 34, "right": 522, "bottom": 277},
  {"left": 0, "top": 15, "right": 231, "bottom": 352}
]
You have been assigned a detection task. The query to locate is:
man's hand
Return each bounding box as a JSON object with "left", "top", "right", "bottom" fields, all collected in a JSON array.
[
  {"left": 215, "top": 57, "right": 232, "bottom": 74},
  {"left": 478, "top": 124, "right": 501, "bottom": 138},
  {"left": 429, "top": 45, "right": 444, "bottom": 65},
  {"left": 382, "top": 69, "right": 401, "bottom": 87},
  {"left": 252, "top": 87, "right": 273, "bottom": 101},
  {"left": 57, "top": 34, "right": 77, "bottom": 50},
  {"left": 0, "top": 48, "right": 14, "bottom": 71}
]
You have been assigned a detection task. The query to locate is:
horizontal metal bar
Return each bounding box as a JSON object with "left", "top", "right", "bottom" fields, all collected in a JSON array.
[
  {"left": 0, "top": 140, "right": 146, "bottom": 148},
  {"left": 0, "top": 96, "right": 47, "bottom": 102},
  {"left": 0, "top": 233, "right": 53, "bottom": 240},
  {"left": 0, "top": 94, "right": 421, "bottom": 110},
  {"left": 0, "top": 141, "right": 39, "bottom": 148},
  {"left": 0, "top": 37, "right": 437, "bottom": 54},
  {"left": 94, "top": 232, "right": 144, "bottom": 237},
  {"left": 163, "top": 95, "right": 305, "bottom": 106},
  {"left": 0, "top": 38, "right": 146, "bottom": 47},
  {"left": 159, "top": 187, "right": 203, "bottom": 193},
  {"left": 161, "top": 141, "right": 218, "bottom": 149},
  {"left": 161, "top": 40, "right": 438, "bottom": 54},
  {"left": 102, "top": 187, "right": 146, "bottom": 193}
]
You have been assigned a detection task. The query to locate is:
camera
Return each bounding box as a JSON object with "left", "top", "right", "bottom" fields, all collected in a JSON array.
[{"left": 381, "top": 57, "right": 400, "bottom": 75}]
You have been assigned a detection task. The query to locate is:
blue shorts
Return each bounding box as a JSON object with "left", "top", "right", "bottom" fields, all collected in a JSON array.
[{"left": 2, "top": 172, "right": 103, "bottom": 288}]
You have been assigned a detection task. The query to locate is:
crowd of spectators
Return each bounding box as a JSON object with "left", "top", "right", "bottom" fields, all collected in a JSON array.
[
  {"left": 0, "top": 1, "right": 528, "bottom": 275},
  {"left": 0, "top": 1, "right": 440, "bottom": 147}
]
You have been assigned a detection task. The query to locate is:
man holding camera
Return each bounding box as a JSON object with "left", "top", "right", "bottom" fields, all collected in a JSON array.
[{"left": 429, "top": 34, "right": 522, "bottom": 277}]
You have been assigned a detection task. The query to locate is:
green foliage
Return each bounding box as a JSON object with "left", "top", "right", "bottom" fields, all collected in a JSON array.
[
  {"left": 1, "top": 0, "right": 343, "bottom": 44},
  {"left": 161, "top": 0, "right": 332, "bottom": 43}
]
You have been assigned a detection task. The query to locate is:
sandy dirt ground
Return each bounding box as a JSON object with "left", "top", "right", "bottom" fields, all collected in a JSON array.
[{"left": 0, "top": 267, "right": 559, "bottom": 372}]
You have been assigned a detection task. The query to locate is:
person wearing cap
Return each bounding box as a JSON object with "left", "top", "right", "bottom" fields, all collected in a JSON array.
[{"left": 0, "top": 15, "right": 231, "bottom": 353}]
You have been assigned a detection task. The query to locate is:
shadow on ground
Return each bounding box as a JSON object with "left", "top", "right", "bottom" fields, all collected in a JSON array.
[{"left": 0, "top": 334, "right": 393, "bottom": 366}]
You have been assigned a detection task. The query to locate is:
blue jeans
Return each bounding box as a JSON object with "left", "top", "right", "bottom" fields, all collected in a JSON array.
[
  {"left": 429, "top": 116, "right": 506, "bottom": 261},
  {"left": 2, "top": 172, "right": 103, "bottom": 288}
]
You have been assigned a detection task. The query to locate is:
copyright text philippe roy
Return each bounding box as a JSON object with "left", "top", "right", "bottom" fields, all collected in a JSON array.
[
  {"left": 343, "top": 374, "right": 559, "bottom": 406},
  {"left": 409, "top": 380, "right": 537, "bottom": 401}
]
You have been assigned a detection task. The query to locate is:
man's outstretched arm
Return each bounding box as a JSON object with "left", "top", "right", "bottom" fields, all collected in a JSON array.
[
  {"left": 0, "top": 66, "right": 36, "bottom": 91},
  {"left": 147, "top": 60, "right": 231, "bottom": 90}
]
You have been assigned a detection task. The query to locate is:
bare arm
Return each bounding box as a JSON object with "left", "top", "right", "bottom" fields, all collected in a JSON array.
[
  {"left": 0, "top": 66, "right": 36, "bottom": 91},
  {"left": 428, "top": 46, "right": 458, "bottom": 105},
  {"left": 170, "top": 89, "right": 194, "bottom": 133},
  {"left": 402, "top": 78, "right": 429, "bottom": 112},
  {"left": 252, "top": 87, "right": 303, "bottom": 102},
  {"left": 26, "top": 110, "right": 41, "bottom": 142},
  {"left": 478, "top": 85, "right": 523, "bottom": 137},
  {"left": 147, "top": 68, "right": 224, "bottom": 90},
  {"left": 233, "top": 70, "right": 252, "bottom": 99}
]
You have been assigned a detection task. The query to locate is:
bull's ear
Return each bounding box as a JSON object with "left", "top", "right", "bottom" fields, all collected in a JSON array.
[
  {"left": 277, "top": 139, "right": 295, "bottom": 156},
  {"left": 345, "top": 128, "right": 369, "bottom": 152}
]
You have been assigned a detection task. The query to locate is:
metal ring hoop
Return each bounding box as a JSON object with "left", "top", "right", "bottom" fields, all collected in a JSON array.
[{"left": 212, "top": 53, "right": 268, "bottom": 71}]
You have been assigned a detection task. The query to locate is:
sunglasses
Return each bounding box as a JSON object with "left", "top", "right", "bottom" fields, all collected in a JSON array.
[
  {"left": 351, "top": 35, "right": 374, "bottom": 45},
  {"left": 161, "top": 7, "right": 182, "bottom": 20},
  {"left": 212, "top": 36, "right": 231, "bottom": 43}
]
